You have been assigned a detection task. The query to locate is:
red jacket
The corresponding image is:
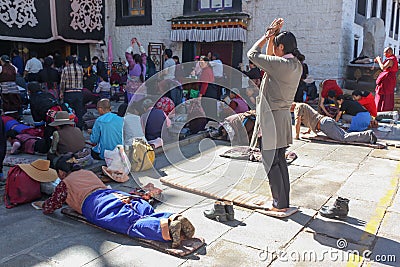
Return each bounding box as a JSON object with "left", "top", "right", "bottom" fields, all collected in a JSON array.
[
  {"left": 199, "top": 66, "right": 215, "bottom": 96},
  {"left": 358, "top": 93, "right": 377, "bottom": 117}
]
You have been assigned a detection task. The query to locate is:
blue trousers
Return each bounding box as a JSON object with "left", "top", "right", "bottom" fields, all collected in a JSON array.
[
  {"left": 82, "top": 189, "right": 172, "bottom": 242},
  {"left": 348, "top": 112, "right": 370, "bottom": 132}
]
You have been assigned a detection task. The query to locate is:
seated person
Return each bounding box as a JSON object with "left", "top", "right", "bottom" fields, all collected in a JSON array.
[
  {"left": 336, "top": 95, "right": 370, "bottom": 132},
  {"left": 47, "top": 111, "right": 91, "bottom": 167},
  {"left": 95, "top": 75, "right": 111, "bottom": 99},
  {"left": 1, "top": 115, "right": 42, "bottom": 137},
  {"left": 89, "top": 99, "right": 123, "bottom": 160},
  {"left": 227, "top": 88, "right": 249, "bottom": 114},
  {"left": 292, "top": 103, "right": 377, "bottom": 144},
  {"left": 36, "top": 154, "right": 195, "bottom": 248},
  {"left": 243, "top": 61, "right": 261, "bottom": 87},
  {"left": 141, "top": 99, "right": 171, "bottom": 146},
  {"left": 117, "top": 103, "right": 147, "bottom": 146},
  {"left": 6, "top": 129, "right": 45, "bottom": 154},
  {"left": 28, "top": 82, "right": 59, "bottom": 123},
  {"left": 352, "top": 90, "right": 377, "bottom": 118},
  {"left": 319, "top": 80, "right": 343, "bottom": 117},
  {"left": 155, "top": 80, "right": 175, "bottom": 116},
  {"left": 243, "top": 82, "right": 258, "bottom": 110}
]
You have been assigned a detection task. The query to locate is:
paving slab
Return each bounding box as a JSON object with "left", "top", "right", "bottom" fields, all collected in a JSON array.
[
  {"left": 180, "top": 200, "right": 253, "bottom": 245},
  {"left": 387, "top": 190, "right": 400, "bottom": 212},
  {"left": 376, "top": 211, "right": 400, "bottom": 238},
  {"left": 302, "top": 160, "right": 359, "bottom": 183},
  {"left": 222, "top": 208, "right": 316, "bottom": 251},
  {"left": 154, "top": 187, "right": 207, "bottom": 213},
  {"left": 325, "top": 146, "right": 372, "bottom": 164},
  {"left": 180, "top": 239, "right": 270, "bottom": 267},
  {"left": 370, "top": 147, "right": 400, "bottom": 161},
  {"left": 270, "top": 231, "right": 368, "bottom": 267},
  {"left": 290, "top": 177, "right": 341, "bottom": 210},
  {"left": 368, "top": 233, "right": 400, "bottom": 267},
  {"left": 306, "top": 199, "right": 380, "bottom": 247}
]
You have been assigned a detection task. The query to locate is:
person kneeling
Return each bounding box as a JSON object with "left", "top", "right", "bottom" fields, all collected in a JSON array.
[{"left": 35, "top": 155, "right": 195, "bottom": 248}]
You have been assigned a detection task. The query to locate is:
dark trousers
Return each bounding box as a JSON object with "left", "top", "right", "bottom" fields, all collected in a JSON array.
[
  {"left": 0, "top": 119, "right": 6, "bottom": 175},
  {"left": 64, "top": 91, "right": 84, "bottom": 129},
  {"left": 91, "top": 149, "right": 102, "bottom": 160},
  {"left": 261, "top": 147, "right": 290, "bottom": 209}
]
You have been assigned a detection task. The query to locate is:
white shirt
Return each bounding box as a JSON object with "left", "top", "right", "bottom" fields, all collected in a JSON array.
[
  {"left": 123, "top": 113, "right": 147, "bottom": 146},
  {"left": 163, "top": 58, "right": 176, "bottom": 80},
  {"left": 209, "top": 59, "right": 223, "bottom": 78},
  {"left": 25, "top": 57, "right": 43, "bottom": 73}
]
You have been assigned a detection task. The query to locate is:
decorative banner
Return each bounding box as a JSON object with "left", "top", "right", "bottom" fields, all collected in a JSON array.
[
  {"left": 0, "top": 0, "right": 104, "bottom": 43},
  {"left": 170, "top": 14, "right": 250, "bottom": 42}
]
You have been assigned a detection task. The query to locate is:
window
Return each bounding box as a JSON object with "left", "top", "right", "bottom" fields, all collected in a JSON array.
[
  {"left": 116, "top": 0, "right": 152, "bottom": 26},
  {"left": 199, "top": 0, "right": 233, "bottom": 10},
  {"left": 390, "top": 1, "right": 396, "bottom": 36},
  {"left": 127, "top": 0, "right": 145, "bottom": 16},
  {"left": 354, "top": 38, "right": 359, "bottom": 59},
  {"left": 371, "top": 0, "right": 378, "bottom": 17},
  {"left": 381, "top": 0, "right": 387, "bottom": 23},
  {"left": 357, "top": 0, "right": 367, "bottom": 16}
]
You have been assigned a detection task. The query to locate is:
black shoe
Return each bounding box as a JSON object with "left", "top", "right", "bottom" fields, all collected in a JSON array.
[
  {"left": 320, "top": 197, "right": 349, "bottom": 219},
  {"left": 370, "top": 132, "right": 377, "bottom": 144},
  {"left": 204, "top": 201, "right": 227, "bottom": 222},
  {"left": 223, "top": 201, "right": 235, "bottom": 221}
]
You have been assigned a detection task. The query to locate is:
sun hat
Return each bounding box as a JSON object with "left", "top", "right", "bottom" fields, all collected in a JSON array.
[
  {"left": 18, "top": 159, "right": 58, "bottom": 182},
  {"left": 49, "top": 111, "right": 74, "bottom": 127},
  {"left": 1, "top": 55, "right": 10, "bottom": 63}
]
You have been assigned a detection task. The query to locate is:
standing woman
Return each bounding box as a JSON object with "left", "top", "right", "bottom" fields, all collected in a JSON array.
[
  {"left": 38, "top": 57, "right": 61, "bottom": 99},
  {"left": 125, "top": 37, "right": 147, "bottom": 103},
  {"left": 60, "top": 56, "right": 84, "bottom": 129},
  {"left": 247, "top": 18, "right": 303, "bottom": 213},
  {"left": 199, "top": 56, "right": 218, "bottom": 120}
]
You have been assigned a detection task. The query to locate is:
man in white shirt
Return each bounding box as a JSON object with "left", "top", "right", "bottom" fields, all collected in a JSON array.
[
  {"left": 24, "top": 51, "right": 42, "bottom": 82},
  {"left": 209, "top": 53, "right": 224, "bottom": 98},
  {"left": 162, "top": 49, "right": 175, "bottom": 80}
]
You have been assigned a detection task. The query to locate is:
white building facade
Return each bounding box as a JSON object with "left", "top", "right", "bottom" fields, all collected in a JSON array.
[{"left": 105, "top": 0, "right": 400, "bottom": 87}]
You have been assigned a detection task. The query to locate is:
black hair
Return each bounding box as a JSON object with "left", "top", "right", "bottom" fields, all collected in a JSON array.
[
  {"left": 27, "top": 81, "right": 42, "bottom": 93},
  {"left": 117, "top": 103, "right": 128, "bottom": 117},
  {"left": 66, "top": 55, "right": 79, "bottom": 82},
  {"left": 213, "top": 53, "right": 220, "bottom": 59},
  {"left": 273, "top": 31, "right": 304, "bottom": 61},
  {"left": 352, "top": 90, "right": 369, "bottom": 97},
  {"left": 30, "top": 51, "right": 38, "bottom": 58},
  {"left": 6, "top": 129, "right": 18, "bottom": 139},
  {"left": 164, "top": 49, "right": 173, "bottom": 58},
  {"left": 172, "top": 56, "right": 180, "bottom": 63},
  {"left": 327, "top": 90, "right": 336, "bottom": 98},
  {"left": 55, "top": 154, "right": 81, "bottom": 173},
  {"left": 92, "top": 56, "right": 99, "bottom": 61},
  {"left": 337, "top": 94, "right": 345, "bottom": 101},
  {"left": 133, "top": 53, "right": 144, "bottom": 82},
  {"left": 12, "top": 49, "right": 19, "bottom": 56},
  {"left": 200, "top": 55, "right": 210, "bottom": 62}
]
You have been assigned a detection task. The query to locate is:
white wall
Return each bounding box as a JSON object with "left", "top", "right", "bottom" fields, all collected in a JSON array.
[{"left": 105, "top": 0, "right": 184, "bottom": 62}]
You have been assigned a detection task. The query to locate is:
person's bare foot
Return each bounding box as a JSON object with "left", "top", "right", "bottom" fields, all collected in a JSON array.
[{"left": 268, "top": 207, "right": 288, "bottom": 212}]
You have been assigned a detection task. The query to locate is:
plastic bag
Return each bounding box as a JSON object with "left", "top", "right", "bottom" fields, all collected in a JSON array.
[{"left": 104, "top": 145, "right": 131, "bottom": 175}]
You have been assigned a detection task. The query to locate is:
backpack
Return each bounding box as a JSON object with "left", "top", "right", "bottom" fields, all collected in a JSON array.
[
  {"left": 4, "top": 166, "right": 41, "bottom": 209},
  {"left": 128, "top": 139, "right": 155, "bottom": 172}
]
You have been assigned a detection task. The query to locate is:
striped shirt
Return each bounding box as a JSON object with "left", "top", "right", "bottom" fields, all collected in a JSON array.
[{"left": 60, "top": 64, "right": 83, "bottom": 92}]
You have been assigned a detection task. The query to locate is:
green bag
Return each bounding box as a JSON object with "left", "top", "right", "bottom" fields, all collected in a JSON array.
[{"left": 190, "top": 89, "right": 199, "bottom": 98}]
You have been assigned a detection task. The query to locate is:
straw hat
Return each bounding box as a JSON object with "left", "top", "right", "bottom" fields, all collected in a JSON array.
[
  {"left": 19, "top": 159, "right": 58, "bottom": 182},
  {"left": 49, "top": 111, "right": 74, "bottom": 127}
]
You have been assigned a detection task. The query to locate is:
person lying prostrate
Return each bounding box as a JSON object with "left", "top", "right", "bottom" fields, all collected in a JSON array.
[{"left": 35, "top": 155, "right": 195, "bottom": 248}]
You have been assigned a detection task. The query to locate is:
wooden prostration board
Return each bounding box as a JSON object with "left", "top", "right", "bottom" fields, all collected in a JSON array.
[
  {"left": 302, "top": 135, "right": 386, "bottom": 149},
  {"left": 61, "top": 207, "right": 205, "bottom": 257}
]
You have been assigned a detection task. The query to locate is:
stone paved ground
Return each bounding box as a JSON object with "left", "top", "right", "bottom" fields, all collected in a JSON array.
[{"left": 0, "top": 118, "right": 399, "bottom": 266}]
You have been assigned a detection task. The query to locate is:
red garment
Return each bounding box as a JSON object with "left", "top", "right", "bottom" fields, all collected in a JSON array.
[
  {"left": 358, "top": 93, "right": 377, "bottom": 117},
  {"left": 321, "top": 80, "right": 343, "bottom": 98},
  {"left": 375, "top": 55, "right": 398, "bottom": 112},
  {"left": 42, "top": 181, "right": 68, "bottom": 214},
  {"left": 155, "top": 96, "right": 175, "bottom": 115},
  {"left": 199, "top": 66, "right": 214, "bottom": 96}
]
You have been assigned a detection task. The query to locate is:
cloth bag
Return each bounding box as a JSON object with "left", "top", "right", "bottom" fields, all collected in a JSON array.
[{"left": 127, "top": 139, "right": 155, "bottom": 172}]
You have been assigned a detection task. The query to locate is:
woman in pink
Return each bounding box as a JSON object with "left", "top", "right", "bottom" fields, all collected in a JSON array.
[
  {"left": 228, "top": 88, "right": 249, "bottom": 114},
  {"left": 125, "top": 38, "right": 147, "bottom": 103},
  {"left": 374, "top": 47, "right": 398, "bottom": 112}
]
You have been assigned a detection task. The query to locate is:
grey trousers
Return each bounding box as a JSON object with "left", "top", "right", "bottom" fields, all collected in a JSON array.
[
  {"left": 320, "top": 117, "right": 372, "bottom": 143},
  {"left": 261, "top": 147, "right": 290, "bottom": 209}
]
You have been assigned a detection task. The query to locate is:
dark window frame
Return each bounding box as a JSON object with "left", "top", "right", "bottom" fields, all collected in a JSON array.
[
  {"left": 116, "top": 0, "right": 152, "bottom": 26},
  {"left": 381, "top": 0, "right": 387, "bottom": 24},
  {"left": 371, "top": 0, "right": 378, "bottom": 17},
  {"left": 355, "top": 0, "right": 367, "bottom": 25},
  {"left": 184, "top": 0, "right": 241, "bottom": 15},
  {"left": 390, "top": 0, "right": 396, "bottom": 37},
  {"left": 198, "top": 0, "right": 233, "bottom": 11}
]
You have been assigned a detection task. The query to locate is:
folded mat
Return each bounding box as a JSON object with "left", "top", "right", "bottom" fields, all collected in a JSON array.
[
  {"left": 61, "top": 207, "right": 205, "bottom": 257},
  {"left": 220, "top": 146, "right": 297, "bottom": 164},
  {"left": 302, "top": 135, "right": 386, "bottom": 149}
]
